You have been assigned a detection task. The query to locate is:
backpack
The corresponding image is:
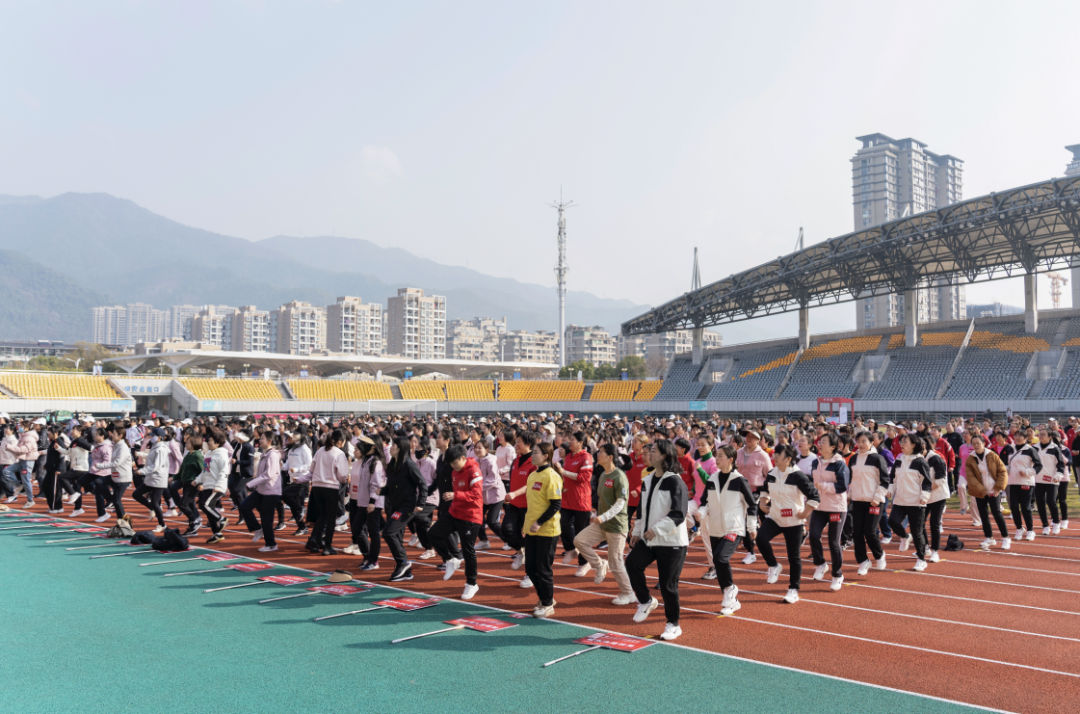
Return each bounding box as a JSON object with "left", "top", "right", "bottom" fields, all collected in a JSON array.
[
  {"left": 153, "top": 528, "right": 190, "bottom": 552},
  {"left": 944, "top": 533, "right": 964, "bottom": 551},
  {"left": 131, "top": 530, "right": 155, "bottom": 544},
  {"left": 106, "top": 518, "right": 135, "bottom": 538}
]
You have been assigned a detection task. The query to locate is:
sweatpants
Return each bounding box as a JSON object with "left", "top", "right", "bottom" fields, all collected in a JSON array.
[
  {"left": 132, "top": 485, "right": 166, "bottom": 526},
  {"left": 524, "top": 534, "right": 558, "bottom": 607},
  {"left": 574, "top": 522, "right": 633, "bottom": 596},
  {"left": 92, "top": 478, "right": 127, "bottom": 518},
  {"left": 240, "top": 492, "right": 281, "bottom": 547},
  {"left": 889, "top": 504, "right": 928, "bottom": 560},
  {"left": 42, "top": 469, "right": 64, "bottom": 510},
  {"left": 308, "top": 486, "right": 342, "bottom": 550},
  {"left": 756, "top": 519, "right": 804, "bottom": 590},
  {"left": 347, "top": 500, "right": 369, "bottom": 553},
  {"left": 1035, "top": 483, "right": 1060, "bottom": 527},
  {"left": 281, "top": 482, "right": 308, "bottom": 525},
  {"left": 924, "top": 500, "right": 947, "bottom": 552},
  {"left": 559, "top": 508, "right": 591, "bottom": 564},
  {"left": 479, "top": 502, "right": 503, "bottom": 543},
  {"left": 1057, "top": 482, "right": 1070, "bottom": 522},
  {"left": 412, "top": 503, "right": 435, "bottom": 550},
  {"left": 501, "top": 504, "right": 527, "bottom": 552},
  {"left": 976, "top": 495, "right": 1009, "bottom": 539},
  {"left": 1007, "top": 485, "right": 1035, "bottom": 531},
  {"left": 431, "top": 515, "right": 482, "bottom": 585},
  {"left": 809, "top": 510, "right": 846, "bottom": 577},
  {"left": 708, "top": 535, "right": 740, "bottom": 590},
  {"left": 435, "top": 503, "right": 459, "bottom": 552},
  {"left": 71, "top": 471, "right": 97, "bottom": 510},
  {"left": 381, "top": 509, "right": 414, "bottom": 566},
  {"left": 169, "top": 481, "right": 200, "bottom": 524},
  {"left": 227, "top": 473, "right": 249, "bottom": 513},
  {"left": 55, "top": 470, "right": 88, "bottom": 510},
  {"left": 362, "top": 508, "right": 384, "bottom": 561},
  {"left": 198, "top": 490, "right": 225, "bottom": 533},
  {"left": 850, "top": 501, "right": 884, "bottom": 563},
  {"left": 626, "top": 541, "right": 687, "bottom": 625}
]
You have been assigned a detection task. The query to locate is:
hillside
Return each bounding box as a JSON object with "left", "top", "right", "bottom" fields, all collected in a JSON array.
[{"left": 0, "top": 250, "right": 111, "bottom": 342}]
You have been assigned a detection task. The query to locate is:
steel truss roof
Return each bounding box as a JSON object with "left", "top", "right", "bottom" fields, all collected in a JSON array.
[{"left": 622, "top": 177, "right": 1080, "bottom": 336}]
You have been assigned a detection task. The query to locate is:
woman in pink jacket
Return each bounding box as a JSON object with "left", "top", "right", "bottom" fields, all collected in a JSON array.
[
  {"left": 10, "top": 421, "right": 41, "bottom": 506},
  {"left": 240, "top": 432, "right": 283, "bottom": 552},
  {"left": 1, "top": 423, "right": 19, "bottom": 503}
]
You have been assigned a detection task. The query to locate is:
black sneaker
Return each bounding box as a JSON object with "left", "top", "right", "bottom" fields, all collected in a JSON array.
[
  {"left": 389, "top": 562, "right": 413, "bottom": 582},
  {"left": 206, "top": 533, "right": 225, "bottom": 544},
  {"left": 304, "top": 540, "right": 322, "bottom": 554},
  {"left": 293, "top": 526, "right": 309, "bottom": 537},
  {"left": 275, "top": 522, "right": 287, "bottom": 531},
  {"left": 436, "top": 563, "right": 446, "bottom": 572},
  {"left": 320, "top": 546, "right": 338, "bottom": 556},
  {"left": 183, "top": 524, "right": 200, "bottom": 536},
  {"left": 220, "top": 517, "right": 230, "bottom": 530}
]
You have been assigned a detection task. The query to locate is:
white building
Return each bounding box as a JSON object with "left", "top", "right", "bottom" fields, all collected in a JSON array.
[
  {"left": 386, "top": 288, "right": 445, "bottom": 360},
  {"left": 326, "top": 296, "right": 383, "bottom": 356}
]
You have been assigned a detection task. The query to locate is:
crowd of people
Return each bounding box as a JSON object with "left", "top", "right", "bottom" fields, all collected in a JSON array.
[{"left": 0, "top": 409, "right": 1075, "bottom": 641}]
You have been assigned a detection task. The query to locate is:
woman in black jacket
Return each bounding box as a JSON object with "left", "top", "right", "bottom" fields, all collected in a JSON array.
[{"left": 381, "top": 435, "right": 428, "bottom": 582}]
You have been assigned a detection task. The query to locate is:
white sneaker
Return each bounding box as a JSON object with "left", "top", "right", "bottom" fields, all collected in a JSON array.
[
  {"left": 258, "top": 545, "right": 278, "bottom": 552},
  {"left": 783, "top": 588, "right": 799, "bottom": 604},
  {"left": 1062, "top": 520, "right": 1070, "bottom": 529},
  {"left": 1042, "top": 526, "right": 1051, "bottom": 536},
  {"left": 879, "top": 535, "right": 892, "bottom": 544},
  {"left": 407, "top": 535, "right": 420, "bottom": 547},
  {"left": 913, "top": 559, "right": 928, "bottom": 571},
  {"left": 443, "top": 557, "right": 462, "bottom": 580},
  {"left": 342, "top": 544, "right": 360, "bottom": 555},
  {"left": 148, "top": 512, "right": 156, "bottom": 521},
  {"left": 720, "top": 599, "right": 741, "bottom": 616},
  {"left": 461, "top": 583, "right": 479, "bottom": 600},
  {"left": 857, "top": 560, "right": 871, "bottom": 576},
  {"left": 418, "top": 549, "right": 437, "bottom": 559},
  {"left": 574, "top": 562, "right": 592, "bottom": 578},
  {"left": 830, "top": 575, "right": 843, "bottom": 591},
  {"left": 812, "top": 564, "right": 828, "bottom": 581},
  {"left": 1001, "top": 537, "right": 1011, "bottom": 550},
  {"left": 660, "top": 622, "right": 682, "bottom": 641},
  {"left": 721, "top": 584, "right": 739, "bottom": 609},
  {"left": 64, "top": 493, "right": 76, "bottom": 504},
  {"left": 501, "top": 543, "right": 513, "bottom": 550},
  {"left": 1025, "top": 530, "right": 1036, "bottom": 541},
  {"left": 94, "top": 514, "right": 110, "bottom": 523},
  {"left": 971, "top": 517, "right": 983, "bottom": 528},
  {"left": 562, "top": 549, "right": 577, "bottom": 565},
  {"left": 153, "top": 525, "right": 166, "bottom": 534},
  {"left": 1014, "top": 528, "right": 1026, "bottom": 540},
  {"left": 593, "top": 559, "right": 609, "bottom": 584},
  {"left": 4, "top": 496, "right": 16, "bottom": 503},
  {"left": 898, "top": 536, "right": 911, "bottom": 552},
  {"left": 611, "top": 593, "right": 637, "bottom": 606},
  {"left": 874, "top": 555, "right": 887, "bottom": 571},
  {"left": 519, "top": 575, "right": 533, "bottom": 589},
  {"left": 251, "top": 529, "right": 262, "bottom": 543},
  {"left": 634, "top": 597, "right": 658, "bottom": 622},
  {"left": 1052, "top": 523, "right": 1061, "bottom": 535},
  {"left": 929, "top": 551, "right": 940, "bottom": 563},
  {"left": 765, "top": 564, "right": 782, "bottom": 584},
  {"left": 47, "top": 509, "right": 63, "bottom": 514},
  {"left": 980, "top": 538, "right": 995, "bottom": 550},
  {"left": 70, "top": 509, "right": 85, "bottom": 517},
  {"left": 510, "top": 552, "right": 524, "bottom": 570},
  {"left": 164, "top": 509, "right": 179, "bottom": 517},
  {"left": 742, "top": 552, "right": 757, "bottom": 565},
  {"left": 475, "top": 540, "right": 490, "bottom": 550}
]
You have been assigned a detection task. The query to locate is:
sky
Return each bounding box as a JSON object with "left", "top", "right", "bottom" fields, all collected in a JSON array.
[{"left": 2, "top": 1, "right": 1079, "bottom": 344}]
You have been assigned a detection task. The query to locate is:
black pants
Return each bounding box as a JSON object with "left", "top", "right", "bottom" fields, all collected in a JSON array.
[
  {"left": 976, "top": 495, "right": 1009, "bottom": 539},
  {"left": 436, "top": 503, "right": 460, "bottom": 551},
  {"left": 708, "top": 535, "right": 740, "bottom": 590},
  {"left": 851, "top": 501, "right": 884, "bottom": 563},
  {"left": 1034, "top": 483, "right": 1060, "bottom": 527},
  {"left": 132, "top": 484, "right": 166, "bottom": 526},
  {"left": 240, "top": 492, "right": 281, "bottom": 547},
  {"left": 1008, "top": 485, "right": 1034, "bottom": 531},
  {"left": 809, "top": 510, "right": 846, "bottom": 577},
  {"left": 432, "top": 515, "right": 482, "bottom": 585},
  {"left": 560, "top": 508, "right": 591, "bottom": 564},
  {"left": 479, "top": 502, "right": 503, "bottom": 542},
  {"left": 42, "top": 469, "right": 64, "bottom": 510},
  {"left": 363, "top": 508, "right": 385, "bottom": 561},
  {"left": 382, "top": 508, "right": 414, "bottom": 566},
  {"left": 170, "top": 481, "right": 200, "bottom": 524},
  {"left": 282, "top": 482, "right": 308, "bottom": 524},
  {"left": 1057, "top": 482, "right": 1070, "bottom": 522},
  {"left": 227, "top": 473, "right": 250, "bottom": 513},
  {"left": 888, "top": 504, "right": 927, "bottom": 559},
  {"left": 198, "top": 490, "right": 225, "bottom": 533},
  {"left": 501, "top": 504, "right": 527, "bottom": 552},
  {"left": 71, "top": 471, "right": 96, "bottom": 510},
  {"left": 347, "top": 500, "right": 370, "bottom": 553},
  {"left": 412, "top": 503, "right": 435, "bottom": 550},
  {"left": 756, "top": 520, "right": 804, "bottom": 589},
  {"left": 429, "top": 510, "right": 463, "bottom": 561},
  {"left": 626, "top": 541, "right": 686, "bottom": 624},
  {"left": 308, "top": 486, "right": 342, "bottom": 549},
  {"left": 924, "top": 500, "right": 947, "bottom": 552},
  {"left": 92, "top": 478, "right": 127, "bottom": 518},
  {"left": 840, "top": 500, "right": 854, "bottom": 545},
  {"left": 524, "top": 534, "right": 558, "bottom": 607},
  {"left": 56, "top": 470, "right": 88, "bottom": 510}
]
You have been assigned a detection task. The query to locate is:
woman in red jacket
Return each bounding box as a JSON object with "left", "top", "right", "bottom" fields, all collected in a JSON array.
[{"left": 430, "top": 443, "right": 485, "bottom": 600}]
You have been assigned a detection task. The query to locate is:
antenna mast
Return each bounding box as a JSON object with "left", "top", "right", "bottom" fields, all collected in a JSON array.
[{"left": 549, "top": 190, "right": 575, "bottom": 367}]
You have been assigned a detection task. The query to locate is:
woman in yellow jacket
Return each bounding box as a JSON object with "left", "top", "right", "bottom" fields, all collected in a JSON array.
[
  {"left": 965, "top": 433, "right": 1010, "bottom": 550},
  {"left": 505, "top": 441, "right": 563, "bottom": 618}
]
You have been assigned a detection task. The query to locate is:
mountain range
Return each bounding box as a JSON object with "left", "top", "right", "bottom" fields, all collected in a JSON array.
[{"left": 0, "top": 193, "right": 653, "bottom": 343}]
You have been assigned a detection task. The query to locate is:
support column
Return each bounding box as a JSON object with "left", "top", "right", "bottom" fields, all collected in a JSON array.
[
  {"left": 904, "top": 289, "right": 918, "bottom": 348},
  {"left": 798, "top": 307, "right": 810, "bottom": 350},
  {"left": 1024, "top": 273, "right": 1038, "bottom": 334},
  {"left": 691, "top": 327, "right": 703, "bottom": 366}
]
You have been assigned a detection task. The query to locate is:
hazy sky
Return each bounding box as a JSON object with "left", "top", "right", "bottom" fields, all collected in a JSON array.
[{"left": 3, "top": 1, "right": 1078, "bottom": 343}]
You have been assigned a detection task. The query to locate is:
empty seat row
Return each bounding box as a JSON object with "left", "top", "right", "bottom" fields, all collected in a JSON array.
[
  {"left": 0, "top": 373, "right": 122, "bottom": 400},
  {"left": 288, "top": 380, "right": 393, "bottom": 401},
  {"left": 179, "top": 378, "right": 282, "bottom": 401}
]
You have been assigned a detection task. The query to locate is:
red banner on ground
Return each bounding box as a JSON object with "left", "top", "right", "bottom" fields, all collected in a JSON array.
[
  {"left": 309, "top": 584, "right": 371, "bottom": 596},
  {"left": 572, "top": 633, "right": 655, "bottom": 652},
  {"left": 226, "top": 562, "right": 273, "bottom": 573},
  {"left": 445, "top": 616, "right": 518, "bottom": 633},
  {"left": 200, "top": 553, "right": 243, "bottom": 562},
  {"left": 258, "top": 575, "right": 313, "bottom": 586},
  {"left": 373, "top": 597, "right": 441, "bottom": 611}
]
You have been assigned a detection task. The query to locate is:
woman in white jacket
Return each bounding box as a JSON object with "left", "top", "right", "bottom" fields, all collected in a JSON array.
[
  {"left": 887, "top": 435, "right": 933, "bottom": 571},
  {"left": 98, "top": 425, "right": 133, "bottom": 522},
  {"left": 132, "top": 428, "right": 171, "bottom": 533},
  {"left": 848, "top": 432, "right": 890, "bottom": 576},
  {"left": 1034, "top": 429, "right": 1065, "bottom": 535},
  {"left": 196, "top": 428, "right": 231, "bottom": 543},
  {"left": 698, "top": 443, "right": 759, "bottom": 614},
  {"left": 923, "top": 446, "right": 951, "bottom": 563},
  {"left": 1000, "top": 433, "right": 1041, "bottom": 541},
  {"left": 625, "top": 439, "right": 690, "bottom": 642},
  {"left": 281, "top": 432, "right": 313, "bottom": 536}
]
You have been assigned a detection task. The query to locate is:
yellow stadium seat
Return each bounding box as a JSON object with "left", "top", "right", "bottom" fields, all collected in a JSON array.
[
  {"left": 0, "top": 373, "right": 122, "bottom": 399},
  {"left": 497, "top": 381, "right": 585, "bottom": 401},
  {"left": 179, "top": 378, "right": 283, "bottom": 401},
  {"left": 634, "top": 381, "right": 663, "bottom": 401},
  {"left": 288, "top": 380, "right": 393, "bottom": 401},
  {"left": 399, "top": 381, "right": 448, "bottom": 401},
  {"left": 590, "top": 381, "right": 640, "bottom": 401},
  {"left": 444, "top": 381, "right": 495, "bottom": 401}
]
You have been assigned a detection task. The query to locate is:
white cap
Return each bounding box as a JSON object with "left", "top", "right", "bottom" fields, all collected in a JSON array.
[{"left": 33, "top": 417, "right": 47, "bottom": 425}]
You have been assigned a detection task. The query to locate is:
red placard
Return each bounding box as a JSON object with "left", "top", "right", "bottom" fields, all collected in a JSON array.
[
  {"left": 73, "top": 527, "right": 108, "bottom": 533},
  {"left": 23, "top": 518, "right": 54, "bottom": 523},
  {"left": 226, "top": 562, "right": 274, "bottom": 573},
  {"left": 49, "top": 522, "right": 76, "bottom": 527},
  {"left": 445, "top": 616, "right": 518, "bottom": 633},
  {"left": 373, "top": 597, "right": 442, "bottom": 611},
  {"left": 201, "top": 553, "right": 243, "bottom": 562},
  {"left": 573, "top": 633, "right": 655, "bottom": 652},
  {"left": 308, "top": 584, "right": 371, "bottom": 596},
  {"left": 257, "top": 575, "right": 313, "bottom": 586}
]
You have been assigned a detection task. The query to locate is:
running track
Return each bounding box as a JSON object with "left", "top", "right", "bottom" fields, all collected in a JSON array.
[{"left": 18, "top": 496, "right": 1080, "bottom": 714}]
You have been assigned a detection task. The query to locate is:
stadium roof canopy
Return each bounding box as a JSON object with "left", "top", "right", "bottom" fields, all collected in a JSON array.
[
  {"left": 622, "top": 176, "right": 1080, "bottom": 335},
  {"left": 102, "top": 350, "right": 558, "bottom": 379}
]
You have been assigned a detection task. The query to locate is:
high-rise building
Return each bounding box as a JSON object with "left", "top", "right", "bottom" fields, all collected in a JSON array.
[
  {"left": 271, "top": 300, "right": 326, "bottom": 355},
  {"left": 325, "top": 296, "right": 383, "bottom": 356},
  {"left": 165, "top": 305, "right": 199, "bottom": 341},
  {"left": 230, "top": 306, "right": 272, "bottom": 352},
  {"left": 617, "top": 334, "right": 647, "bottom": 361},
  {"left": 91, "top": 303, "right": 169, "bottom": 346},
  {"left": 447, "top": 317, "right": 506, "bottom": 361},
  {"left": 91, "top": 306, "right": 128, "bottom": 345},
  {"left": 564, "top": 325, "right": 616, "bottom": 367},
  {"left": 852, "top": 134, "right": 965, "bottom": 328},
  {"left": 617, "top": 330, "right": 722, "bottom": 363},
  {"left": 189, "top": 305, "right": 238, "bottom": 348},
  {"left": 386, "top": 288, "right": 445, "bottom": 360},
  {"left": 500, "top": 330, "right": 559, "bottom": 364}
]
